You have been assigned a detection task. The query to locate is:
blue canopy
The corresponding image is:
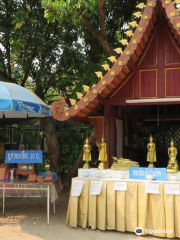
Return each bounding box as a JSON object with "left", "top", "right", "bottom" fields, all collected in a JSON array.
[{"left": 0, "top": 81, "right": 51, "bottom": 118}]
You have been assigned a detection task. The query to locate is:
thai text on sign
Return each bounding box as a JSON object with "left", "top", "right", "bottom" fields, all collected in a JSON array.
[
  {"left": 5, "top": 150, "right": 43, "bottom": 163},
  {"left": 129, "top": 167, "right": 167, "bottom": 181}
]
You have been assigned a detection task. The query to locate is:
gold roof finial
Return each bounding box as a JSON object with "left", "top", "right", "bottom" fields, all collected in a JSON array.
[
  {"left": 95, "top": 71, "right": 103, "bottom": 79},
  {"left": 133, "top": 12, "right": 143, "bottom": 18},
  {"left": 113, "top": 48, "right": 123, "bottom": 54},
  {"left": 125, "top": 30, "right": 134, "bottom": 37},
  {"left": 76, "top": 92, "right": 83, "bottom": 99},
  {"left": 119, "top": 39, "right": 129, "bottom": 46},
  {"left": 82, "top": 85, "right": 90, "bottom": 93},
  {"left": 136, "top": 3, "right": 146, "bottom": 10},
  {"left": 129, "top": 21, "right": 138, "bottom": 28},
  {"left": 69, "top": 98, "right": 76, "bottom": 106},
  {"left": 101, "top": 64, "right": 110, "bottom": 71},
  {"left": 108, "top": 56, "right": 117, "bottom": 63}
]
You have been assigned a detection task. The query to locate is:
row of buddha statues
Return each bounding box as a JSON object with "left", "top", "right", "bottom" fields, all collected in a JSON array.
[
  {"left": 147, "top": 135, "right": 178, "bottom": 173},
  {"left": 82, "top": 135, "right": 179, "bottom": 173},
  {"left": 83, "top": 136, "right": 107, "bottom": 170}
]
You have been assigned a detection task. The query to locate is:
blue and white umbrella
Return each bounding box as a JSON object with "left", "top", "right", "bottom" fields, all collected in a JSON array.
[{"left": 0, "top": 81, "right": 51, "bottom": 118}]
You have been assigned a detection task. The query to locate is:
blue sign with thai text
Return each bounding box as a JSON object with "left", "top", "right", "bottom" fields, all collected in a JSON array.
[
  {"left": 5, "top": 150, "right": 43, "bottom": 163},
  {"left": 129, "top": 167, "right": 167, "bottom": 181}
]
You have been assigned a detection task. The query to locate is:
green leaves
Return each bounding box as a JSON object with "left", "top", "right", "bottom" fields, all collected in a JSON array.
[
  {"left": 15, "top": 22, "right": 24, "bottom": 29},
  {"left": 42, "top": 0, "right": 97, "bottom": 25},
  {"left": 55, "top": 121, "right": 92, "bottom": 173}
]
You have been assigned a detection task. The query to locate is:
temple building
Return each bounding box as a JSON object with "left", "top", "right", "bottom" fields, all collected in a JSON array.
[{"left": 51, "top": 0, "right": 180, "bottom": 167}]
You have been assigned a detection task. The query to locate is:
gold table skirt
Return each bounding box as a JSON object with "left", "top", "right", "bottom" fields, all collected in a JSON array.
[{"left": 66, "top": 178, "right": 180, "bottom": 238}]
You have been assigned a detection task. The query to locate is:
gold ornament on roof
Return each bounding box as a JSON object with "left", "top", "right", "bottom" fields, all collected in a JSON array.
[
  {"left": 110, "top": 71, "right": 115, "bottom": 76},
  {"left": 101, "top": 64, "right": 110, "bottom": 71},
  {"left": 143, "top": 15, "right": 149, "bottom": 20},
  {"left": 83, "top": 138, "right": 91, "bottom": 169},
  {"left": 95, "top": 71, "right": 103, "bottom": 79},
  {"left": 65, "top": 112, "right": 70, "bottom": 117},
  {"left": 136, "top": 3, "right": 146, "bottom": 9},
  {"left": 119, "top": 39, "right": 128, "bottom": 46},
  {"left": 165, "top": 0, "right": 170, "bottom": 4},
  {"left": 93, "top": 89, "right": 97, "bottom": 94},
  {"left": 147, "top": 135, "right": 156, "bottom": 168},
  {"left": 176, "top": 22, "right": 180, "bottom": 28},
  {"left": 69, "top": 98, "right": 76, "bottom": 106},
  {"left": 148, "top": 2, "right": 153, "bottom": 7},
  {"left": 82, "top": 85, "right": 90, "bottom": 93},
  {"left": 76, "top": 92, "right": 83, "bottom": 99},
  {"left": 167, "top": 140, "right": 178, "bottom": 173},
  {"left": 129, "top": 21, "right": 138, "bottom": 28},
  {"left": 108, "top": 56, "right": 117, "bottom": 63},
  {"left": 113, "top": 48, "right": 123, "bottom": 54},
  {"left": 74, "top": 105, "right": 79, "bottom": 110},
  {"left": 132, "top": 39, "right": 137, "bottom": 44},
  {"left": 125, "top": 50, "right": 130, "bottom": 56},
  {"left": 118, "top": 61, "right": 123, "bottom": 66},
  {"left": 102, "top": 80, "right": 106, "bottom": 86},
  {"left": 83, "top": 97, "right": 88, "bottom": 103},
  {"left": 125, "top": 30, "right": 134, "bottom": 37},
  {"left": 170, "top": 12, "right": 176, "bottom": 17},
  {"left": 138, "top": 27, "right": 143, "bottom": 32},
  {"left": 174, "top": 0, "right": 180, "bottom": 4},
  {"left": 133, "top": 11, "right": 143, "bottom": 18}
]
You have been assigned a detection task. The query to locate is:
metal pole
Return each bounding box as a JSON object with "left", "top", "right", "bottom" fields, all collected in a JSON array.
[
  {"left": 3, "top": 183, "right": 5, "bottom": 214},
  {"left": 47, "top": 185, "right": 50, "bottom": 225},
  {"left": 53, "top": 187, "right": 55, "bottom": 214}
]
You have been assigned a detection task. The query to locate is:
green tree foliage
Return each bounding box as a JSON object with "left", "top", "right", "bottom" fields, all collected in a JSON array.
[
  {"left": 0, "top": 0, "right": 143, "bottom": 174},
  {"left": 41, "top": 0, "right": 145, "bottom": 56},
  {"left": 55, "top": 121, "right": 92, "bottom": 174},
  {"left": 0, "top": 0, "right": 93, "bottom": 170},
  {"left": 0, "top": 0, "right": 93, "bottom": 99}
]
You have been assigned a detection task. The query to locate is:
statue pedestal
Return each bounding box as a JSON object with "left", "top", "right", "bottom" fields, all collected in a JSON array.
[
  {"left": 83, "top": 162, "right": 90, "bottom": 169},
  {"left": 78, "top": 168, "right": 129, "bottom": 179},
  {"left": 148, "top": 163, "right": 155, "bottom": 168},
  {"left": 167, "top": 171, "right": 180, "bottom": 181},
  {"left": 98, "top": 162, "right": 106, "bottom": 170},
  {"left": 167, "top": 168, "right": 178, "bottom": 173}
]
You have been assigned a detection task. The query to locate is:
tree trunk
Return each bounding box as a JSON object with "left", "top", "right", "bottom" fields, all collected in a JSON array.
[
  {"left": 67, "top": 130, "right": 96, "bottom": 179},
  {"left": 41, "top": 117, "right": 61, "bottom": 170}
]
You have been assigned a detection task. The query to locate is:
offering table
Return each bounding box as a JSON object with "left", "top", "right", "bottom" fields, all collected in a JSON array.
[
  {"left": 0, "top": 178, "right": 60, "bottom": 225},
  {"left": 67, "top": 177, "right": 180, "bottom": 238}
]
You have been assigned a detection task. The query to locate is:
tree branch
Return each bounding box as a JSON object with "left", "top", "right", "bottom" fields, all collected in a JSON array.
[
  {"left": 98, "top": 0, "right": 106, "bottom": 39},
  {"left": 0, "top": 49, "right": 8, "bottom": 79},
  {"left": 5, "top": 42, "right": 11, "bottom": 78},
  {"left": 21, "top": 49, "right": 38, "bottom": 87},
  {"left": 81, "top": 18, "right": 114, "bottom": 56}
]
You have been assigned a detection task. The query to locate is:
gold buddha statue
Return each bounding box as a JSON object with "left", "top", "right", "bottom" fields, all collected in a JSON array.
[
  {"left": 82, "top": 138, "right": 91, "bottom": 169},
  {"left": 98, "top": 136, "right": 108, "bottom": 170},
  {"left": 111, "top": 157, "right": 139, "bottom": 170},
  {"left": 147, "top": 135, "right": 156, "bottom": 168},
  {"left": 167, "top": 140, "right": 178, "bottom": 173}
]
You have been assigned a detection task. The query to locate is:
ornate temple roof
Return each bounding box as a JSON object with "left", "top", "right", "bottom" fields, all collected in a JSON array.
[{"left": 51, "top": 0, "right": 180, "bottom": 122}]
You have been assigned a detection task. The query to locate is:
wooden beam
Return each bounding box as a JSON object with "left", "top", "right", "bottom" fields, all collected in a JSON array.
[
  {"left": 96, "top": 95, "right": 107, "bottom": 105},
  {"left": 104, "top": 104, "right": 110, "bottom": 167}
]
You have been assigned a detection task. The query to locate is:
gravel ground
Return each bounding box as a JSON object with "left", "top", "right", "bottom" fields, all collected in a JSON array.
[{"left": 0, "top": 192, "right": 178, "bottom": 240}]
